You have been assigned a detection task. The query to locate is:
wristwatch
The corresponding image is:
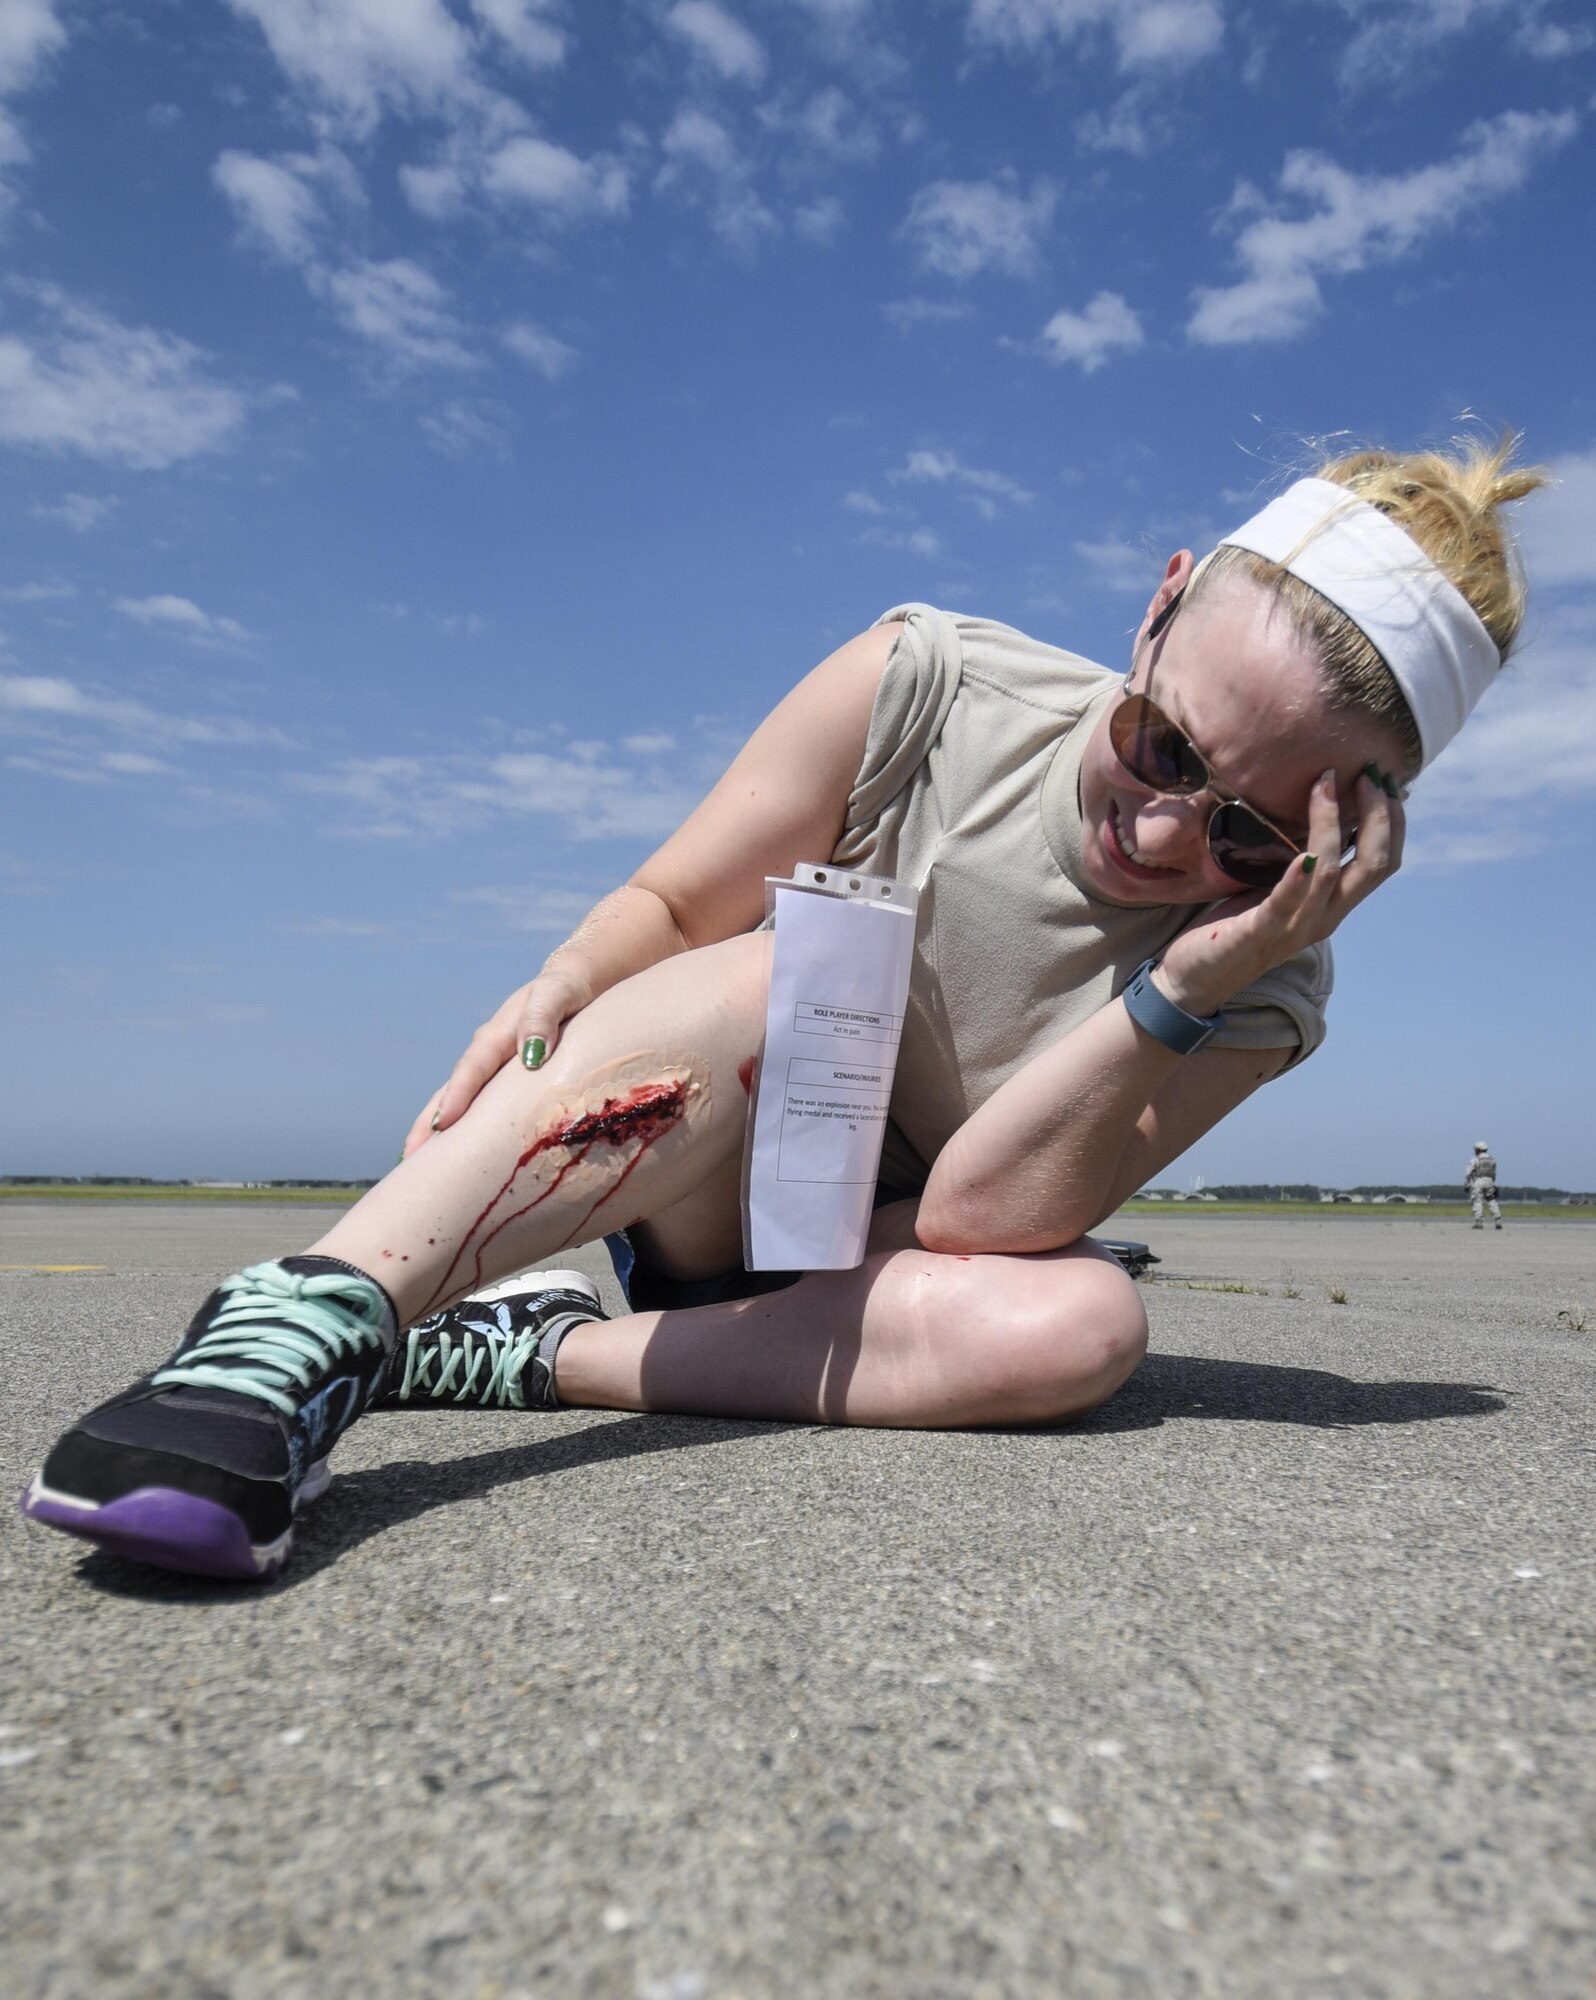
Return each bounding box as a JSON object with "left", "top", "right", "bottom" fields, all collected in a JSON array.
[{"left": 1121, "top": 956, "right": 1226, "bottom": 1056}]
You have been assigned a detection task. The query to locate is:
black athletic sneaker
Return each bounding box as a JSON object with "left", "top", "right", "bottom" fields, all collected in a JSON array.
[
  {"left": 20, "top": 1256, "right": 396, "bottom": 1582},
  {"left": 375, "top": 1268, "right": 605, "bottom": 1411}
]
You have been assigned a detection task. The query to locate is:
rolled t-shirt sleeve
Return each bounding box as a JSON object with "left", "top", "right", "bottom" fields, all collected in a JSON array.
[
  {"left": 844, "top": 603, "right": 966, "bottom": 831},
  {"left": 1210, "top": 940, "right": 1333, "bottom": 1067}
]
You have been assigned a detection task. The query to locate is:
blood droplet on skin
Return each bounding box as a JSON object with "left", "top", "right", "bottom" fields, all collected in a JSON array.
[
  {"left": 380, "top": 1249, "right": 393, "bottom": 1259},
  {"left": 424, "top": 1079, "right": 690, "bottom": 1311},
  {"left": 1211, "top": 930, "right": 1219, "bottom": 940},
  {"left": 737, "top": 1056, "right": 756, "bottom": 1098}
]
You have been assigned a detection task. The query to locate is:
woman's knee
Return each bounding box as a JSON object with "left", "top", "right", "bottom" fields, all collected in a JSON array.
[{"left": 961, "top": 1246, "right": 1148, "bottom": 1423}]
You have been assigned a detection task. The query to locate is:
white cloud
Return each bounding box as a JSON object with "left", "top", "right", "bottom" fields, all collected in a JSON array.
[
  {"left": 220, "top": 0, "right": 482, "bottom": 135},
  {"left": 902, "top": 174, "right": 1057, "bottom": 280},
  {"left": 470, "top": 0, "right": 568, "bottom": 70},
  {"left": 399, "top": 160, "right": 468, "bottom": 218},
  {"left": 29, "top": 492, "right": 117, "bottom": 531},
  {"left": 301, "top": 739, "right": 710, "bottom": 841},
  {"left": 967, "top": 0, "right": 1223, "bottom": 72},
  {"left": 1075, "top": 536, "right": 1160, "bottom": 592},
  {"left": 216, "top": 147, "right": 477, "bottom": 371},
  {"left": 420, "top": 396, "right": 510, "bottom": 459},
  {"left": 0, "top": 671, "right": 285, "bottom": 745},
  {"left": 0, "top": 286, "right": 246, "bottom": 469},
  {"left": 100, "top": 749, "right": 174, "bottom": 776},
  {"left": 842, "top": 489, "right": 891, "bottom": 515},
  {"left": 657, "top": 108, "right": 778, "bottom": 251},
  {"left": 0, "top": 0, "right": 66, "bottom": 210},
  {"left": 454, "top": 883, "right": 599, "bottom": 934},
  {"left": 794, "top": 194, "right": 846, "bottom": 243},
  {"left": 1077, "top": 91, "right": 1149, "bottom": 155},
  {"left": 0, "top": 579, "right": 73, "bottom": 602},
  {"left": 1040, "top": 290, "right": 1144, "bottom": 371},
  {"left": 860, "top": 524, "right": 945, "bottom": 559},
  {"left": 1517, "top": 443, "right": 1596, "bottom": 589},
  {"left": 890, "top": 448, "right": 1033, "bottom": 513},
  {"left": 1188, "top": 110, "right": 1578, "bottom": 347},
  {"left": 881, "top": 296, "right": 975, "bottom": 332},
  {"left": 483, "top": 135, "right": 630, "bottom": 220},
  {"left": 1403, "top": 602, "right": 1596, "bottom": 866},
  {"left": 0, "top": 0, "right": 66, "bottom": 94},
  {"left": 213, "top": 147, "right": 361, "bottom": 264},
  {"left": 503, "top": 320, "right": 577, "bottom": 379},
  {"left": 665, "top": 2, "right": 768, "bottom": 85},
  {"left": 316, "top": 258, "right": 477, "bottom": 369},
  {"left": 214, "top": 150, "right": 327, "bottom": 264},
  {"left": 1338, "top": 0, "right": 1591, "bottom": 87},
  {"left": 761, "top": 85, "right": 879, "bottom": 165},
  {"left": 776, "top": 0, "right": 909, "bottom": 84},
  {"left": 115, "top": 594, "right": 250, "bottom": 645}
]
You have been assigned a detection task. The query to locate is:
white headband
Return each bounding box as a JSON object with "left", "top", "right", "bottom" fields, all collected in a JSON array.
[{"left": 1219, "top": 477, "right": 1500, "bottom": 769}]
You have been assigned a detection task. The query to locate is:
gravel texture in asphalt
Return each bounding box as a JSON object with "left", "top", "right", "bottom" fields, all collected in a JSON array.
[{"left": 2, "top": 1202, "right": 1593, "bottom": 1999}]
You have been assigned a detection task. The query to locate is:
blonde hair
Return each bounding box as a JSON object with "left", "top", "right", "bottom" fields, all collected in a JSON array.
[{"left": 1191, "top": 432, "right": 1550, "bottom": 773}]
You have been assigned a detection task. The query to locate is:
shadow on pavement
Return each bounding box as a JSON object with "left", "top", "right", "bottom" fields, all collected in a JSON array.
[
  {"left": 73, "top": 1410, "right": 780, "bottom": 1602},
  {"left": 67, "top": 1359, "right": 1508, "bottom": 1598},
  {"left": 1080, "top": 1351, "right": 1509, "bottom": 1433}
]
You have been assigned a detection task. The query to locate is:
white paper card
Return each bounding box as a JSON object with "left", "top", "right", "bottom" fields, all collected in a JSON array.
[{"left": 743, "top": 866, "right": 919, "bottom": 1271}]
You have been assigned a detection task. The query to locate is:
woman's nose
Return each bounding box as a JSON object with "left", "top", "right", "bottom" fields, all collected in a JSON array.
[{"left": 1129, "top": 794, "right": 1211, "bottom": 866}]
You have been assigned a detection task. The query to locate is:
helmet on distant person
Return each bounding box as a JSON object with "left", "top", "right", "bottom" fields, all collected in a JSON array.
[{"left": 1474, "top": 1140, "right": 1489, "bottom": 1152}]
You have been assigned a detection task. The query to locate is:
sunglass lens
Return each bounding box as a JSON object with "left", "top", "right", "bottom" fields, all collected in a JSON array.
[
  {"left": 1111, "top": 695, "right": 1207, "bottom": 794},
  {"left": 1208, "top": 803, "right": 1296, "bottom": 889}
]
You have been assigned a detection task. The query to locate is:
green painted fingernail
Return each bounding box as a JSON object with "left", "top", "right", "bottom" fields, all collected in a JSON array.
[
  {"left": 1301, "top": 854, "right": 1317, "bottom": 875},
  {"left": 1363, "top": 762, "right": 1381, "bottom": 786},
  {"left": 1383, "top": 773, "right": 1401, "bottom": 797},
  {"left": 522, "top": 1036, "right": 546, "bottom": 1070}
]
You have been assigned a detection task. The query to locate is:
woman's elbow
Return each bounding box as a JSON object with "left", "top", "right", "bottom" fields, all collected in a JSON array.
[{"left": 914, "top": 1187, "right": 1088, "bottom": 1259}]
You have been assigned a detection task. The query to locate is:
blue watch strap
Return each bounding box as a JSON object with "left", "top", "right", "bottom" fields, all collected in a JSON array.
[{"left": 1121, "top": 956, "right": 1226, "bottom": 1055}]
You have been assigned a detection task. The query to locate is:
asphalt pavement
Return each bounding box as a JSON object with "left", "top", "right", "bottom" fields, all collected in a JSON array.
[{"left": 2, "top": 1201, "right": 1593, "bottom": 1999}]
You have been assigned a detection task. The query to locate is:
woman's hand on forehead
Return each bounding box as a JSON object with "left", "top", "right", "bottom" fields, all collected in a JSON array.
[{"left": 1152, "top": 763, "right": 1405, "bottom": 1021}]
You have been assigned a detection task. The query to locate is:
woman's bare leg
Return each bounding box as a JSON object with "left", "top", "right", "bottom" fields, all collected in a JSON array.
[
  {"left": 306, "top": 929, "right": 1145, "bottom": 1430},
  {"left": 307, "top": 934, "right": 771, "bottom": 1325},
  {"left": 556, "top": 1201, "right": 1149, "bottom": 1429}
]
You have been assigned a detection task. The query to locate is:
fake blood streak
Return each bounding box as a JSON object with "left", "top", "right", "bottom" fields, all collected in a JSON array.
[{"left": 426, "top": 1081, "right": 689, "bottom": 1311}]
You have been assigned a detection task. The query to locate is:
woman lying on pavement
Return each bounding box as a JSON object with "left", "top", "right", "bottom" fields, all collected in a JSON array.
[{"left": 22, "top": 436, "right": 1545, "bottom": 1581}]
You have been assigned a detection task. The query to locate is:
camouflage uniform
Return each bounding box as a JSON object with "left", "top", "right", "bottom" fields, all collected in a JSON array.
[{"left": 1466, "top": 1150, "right": 1501, "bottom": 1228}]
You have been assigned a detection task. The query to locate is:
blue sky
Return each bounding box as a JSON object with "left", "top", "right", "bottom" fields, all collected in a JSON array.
[{"left": 2, "top": 0, "right": 1593, "bottom": 1190}]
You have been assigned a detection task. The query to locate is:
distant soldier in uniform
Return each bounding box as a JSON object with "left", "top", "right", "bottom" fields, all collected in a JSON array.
[{"left": 1466, "top": 1142, "right": 1501, "bottom": 1229}]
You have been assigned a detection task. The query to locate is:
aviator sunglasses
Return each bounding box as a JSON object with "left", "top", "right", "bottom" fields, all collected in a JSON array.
[{"left": 1108, "top": 588, "right": 1338, "bottom": 891}]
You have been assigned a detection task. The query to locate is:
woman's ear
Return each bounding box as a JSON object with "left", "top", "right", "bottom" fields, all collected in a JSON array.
[{"left": 1133, "top": 550, "right": 1195, "bottom": 657}]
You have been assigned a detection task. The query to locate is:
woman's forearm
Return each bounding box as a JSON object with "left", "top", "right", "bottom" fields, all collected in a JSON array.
[
  {"left": 916, "top": 996, "right": 1183, "bottom": 1256},
  {"left": 540, "top": 881, "right": 693, "bottom": 1008}
]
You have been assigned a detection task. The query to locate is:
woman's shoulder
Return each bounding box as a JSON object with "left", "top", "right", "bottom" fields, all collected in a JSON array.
[{"left": 874, "top": 602, "right": 1115, "bottom": 717}]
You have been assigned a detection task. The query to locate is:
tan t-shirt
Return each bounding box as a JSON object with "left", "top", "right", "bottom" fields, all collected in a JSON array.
[{"left": 829, "top": 603, "right": 1332, "bottom": 1190}]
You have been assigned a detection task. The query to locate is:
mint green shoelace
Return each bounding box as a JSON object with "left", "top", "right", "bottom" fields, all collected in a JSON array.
[
  {"left": 152, "top": 1261, "right": 390, "bottom": 1418},
  {"left": 398, "top": 1321, "right": 541, "bottom": 1408}
]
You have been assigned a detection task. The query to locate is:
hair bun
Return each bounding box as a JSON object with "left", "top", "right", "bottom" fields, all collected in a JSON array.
[{"left": 1317, "top": 430, "right": 1549, "bottom": 659}]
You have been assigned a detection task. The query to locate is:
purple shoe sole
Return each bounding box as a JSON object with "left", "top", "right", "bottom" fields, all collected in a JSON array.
[{"left": 20, "top": 1482, "right": 288, "bottom": 1582}]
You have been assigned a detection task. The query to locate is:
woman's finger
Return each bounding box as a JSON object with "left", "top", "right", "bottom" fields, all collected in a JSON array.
[
  {"left": 401, "top": 1090, "right": 447, "bottom": 1160},
  {"left": 1328, "top": 767, "right": 1401, "bottom": 915},
  {"left": 514, "top": 970, "right": 587, "bottom": 1070},
  {"left": 515, "top": 1007, "right": 566, "bottom": 1072},
  {"left": 1268, "top": 768, "right": 1341, "bottom": 917},
  {"left": 433, "top": 1020, "right": 518, "bottom": 1129},
  {"left": 1384, "top": 783, "right": 1407, "bottom": 873}
]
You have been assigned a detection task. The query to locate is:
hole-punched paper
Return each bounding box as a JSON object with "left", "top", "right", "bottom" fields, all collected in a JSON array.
[{"left": 742, "top": 864, "right": 920, "bottom": 1271}]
